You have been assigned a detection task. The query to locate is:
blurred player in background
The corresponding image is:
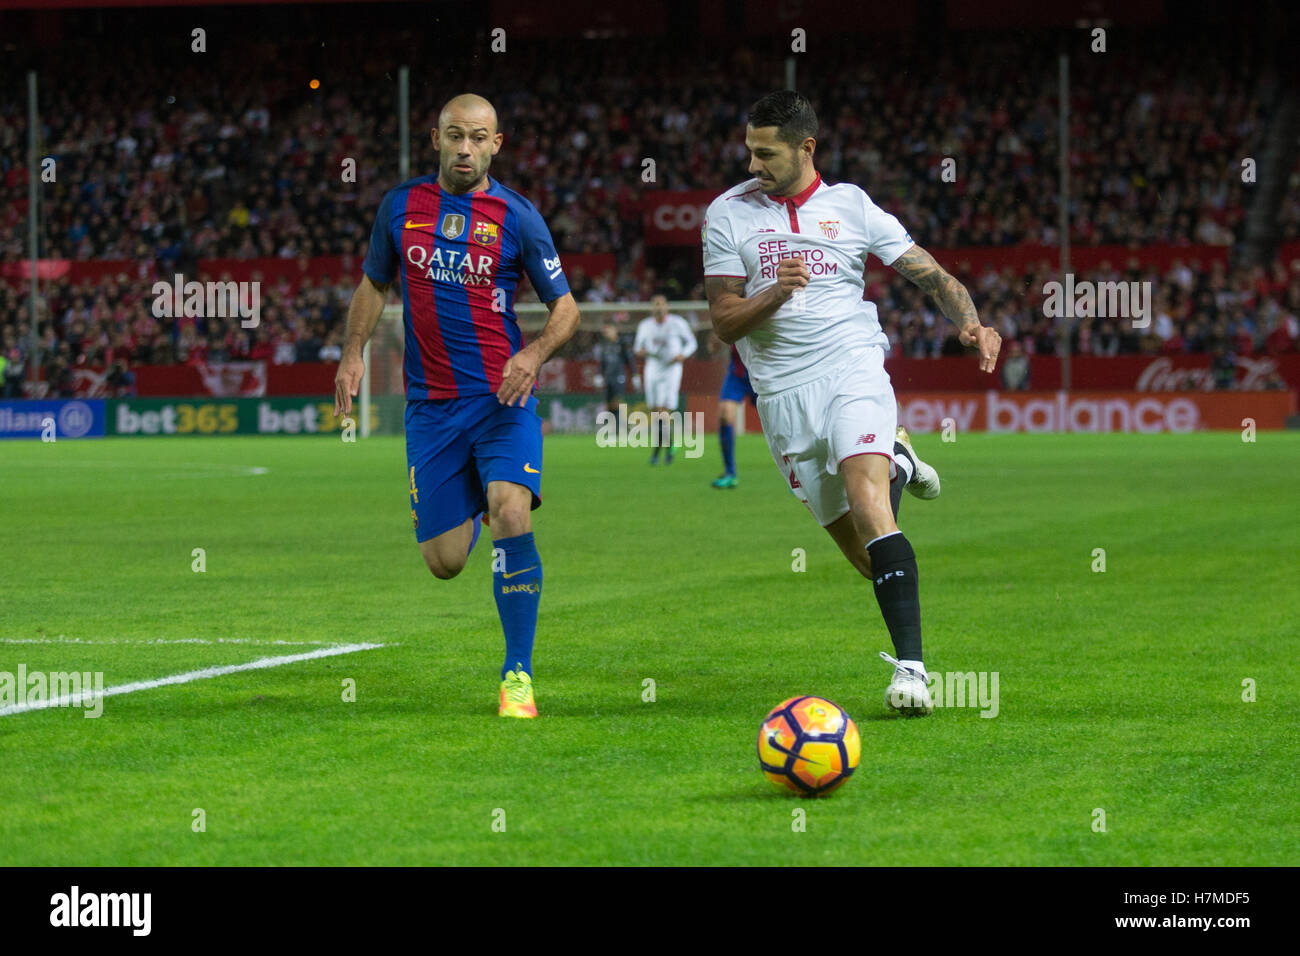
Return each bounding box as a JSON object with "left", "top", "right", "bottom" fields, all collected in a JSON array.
[
  {"left": 334, "top": 93, "right": 580, "bottom": 718},
  {"left": 633, "top": 293, "right": 697, "bottom": 465},
  {"left": 711, "top": 341, "right": 757, "bottom": 488},
  {"left": 594, "top": 321, "right": 634, "bottom": 425},
  {"left": 703, "top": 90, "right": 999, "bottom": 715}
]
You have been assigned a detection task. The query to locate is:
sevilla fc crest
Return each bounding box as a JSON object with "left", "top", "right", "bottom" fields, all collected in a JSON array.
[
  {"left": 819, "top": 220, "right": 841, "bottom": 240},
  {"left": 472, "top": 221, "right": 499, "bottom": 245},
  {"left": 441, "top": 214, "right": 466, "bottom": 240}
]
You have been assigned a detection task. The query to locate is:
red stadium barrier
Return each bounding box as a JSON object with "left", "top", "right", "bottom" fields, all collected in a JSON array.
[
  {"left": 51, "top": 354, "right": 1300, "bottom": 401},
  {"left": 131, "top": 362, "right": 338, "bottom": 397},
  {"left": 57, "top": 362, "right": 337, "bottom": 398}
]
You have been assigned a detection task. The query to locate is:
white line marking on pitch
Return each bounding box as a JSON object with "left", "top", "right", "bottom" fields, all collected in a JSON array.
[
  {"left": 2, "top": 462, "right": 269, "bottom": 478},
  {"left": 157, "top": 466, "right": 269, "bottom": 479},
  {"left": 1, "top": 637, "right": 340, "bottom": 646},
  {"left": 0, "top": 642, "right": 385, "bottom": 718}
]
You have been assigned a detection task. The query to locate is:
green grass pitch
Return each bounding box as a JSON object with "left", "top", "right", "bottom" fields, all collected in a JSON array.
[{"left": 2, "top": 429, "right": 1297, "bottom": 865}]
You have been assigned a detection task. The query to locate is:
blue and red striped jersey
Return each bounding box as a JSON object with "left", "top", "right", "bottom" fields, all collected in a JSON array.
[{"left": 362, "top": 175, "right": 570, "bottom": 400}]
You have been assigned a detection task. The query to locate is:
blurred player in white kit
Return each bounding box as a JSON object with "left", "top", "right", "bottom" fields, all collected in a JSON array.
[{"left": 634, "top": 293, "right": 698, "bottom": 465}]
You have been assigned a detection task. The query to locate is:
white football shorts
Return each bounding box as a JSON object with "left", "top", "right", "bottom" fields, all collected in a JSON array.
[
  {"left": 756, "top": 346, "right": 899, "bottom": 526},
  {"left": 643, "top": 359, "right": 683, "bottom": 409}
]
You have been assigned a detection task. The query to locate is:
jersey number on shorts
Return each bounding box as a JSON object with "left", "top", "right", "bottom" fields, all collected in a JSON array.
[{"left": 782, "top": 455, "right": 801, "bottom": 489}]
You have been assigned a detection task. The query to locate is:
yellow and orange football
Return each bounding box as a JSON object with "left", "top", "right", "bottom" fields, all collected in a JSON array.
[{"left": 757, "top": 696, "right": 861, "bottom": 796}]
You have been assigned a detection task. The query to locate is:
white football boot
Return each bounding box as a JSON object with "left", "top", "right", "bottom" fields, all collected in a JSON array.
[
  {"left": 895, "top": 426, "right": 940, "bottom": 500},
  {"left": 880, "top": 651, "right": 934, "bottom": 716}
]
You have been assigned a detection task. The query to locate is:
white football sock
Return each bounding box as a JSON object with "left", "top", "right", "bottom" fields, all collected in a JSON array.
[
  {"left": 899, "top": 659, "right": 926, "bottom": 677},
  {"left": 895, "top": 454, "right": 915, "bottom": 485}
]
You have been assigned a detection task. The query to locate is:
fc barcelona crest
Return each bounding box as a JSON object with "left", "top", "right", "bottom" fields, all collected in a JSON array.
[
  {"left": 441, "top": 214, "right": 466, "bottom": 240},
  {"left": 819, "top": 220, "right": 841, "bottom": 240},
  {"left": 472, "top": 221, "right": 500, "bottom": 245}
]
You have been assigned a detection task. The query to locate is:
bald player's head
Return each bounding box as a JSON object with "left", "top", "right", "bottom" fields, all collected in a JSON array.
[
  {"left": 439, "top": 93, "right": 498, "bottom": 133},
  {"left": 433, "top": 93, "right": 502, "bottom": 194}
]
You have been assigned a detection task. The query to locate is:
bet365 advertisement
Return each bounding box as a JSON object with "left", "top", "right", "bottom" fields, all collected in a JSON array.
[{"left": 105, "top": 398, "right": 366, "bottom": 436}]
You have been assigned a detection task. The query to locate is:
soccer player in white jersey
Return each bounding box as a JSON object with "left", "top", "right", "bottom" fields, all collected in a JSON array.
[
  {"left": 633, "top": 293, "right": 698, "bottom": 464},
  {"left": 702, "top": 90, "right": 1001, "bottom": 715}
]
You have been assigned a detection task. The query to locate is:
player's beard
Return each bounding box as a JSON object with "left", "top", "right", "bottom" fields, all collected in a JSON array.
[
  {"left": 757, "top": 165, "right": 798, "bottom": 196},
  {"left": 767, "top": 162, "right": 806, "bottom": 198},
  {"left": 442, "top": 154, "right": 490, "bottom": 192}
]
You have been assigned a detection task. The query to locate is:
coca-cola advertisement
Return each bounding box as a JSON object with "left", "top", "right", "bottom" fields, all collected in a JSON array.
[{"left": 1130, "top": 355, "right": 1292, "bottom": 392}]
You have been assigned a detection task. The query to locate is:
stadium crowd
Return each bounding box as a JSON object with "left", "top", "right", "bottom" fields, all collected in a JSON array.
[
  {"left": 0, "top": 29, "right": 1293, "bottom": 389},
  {"left": 0, "top": 34, "right": 1262, "bottom": 262}
]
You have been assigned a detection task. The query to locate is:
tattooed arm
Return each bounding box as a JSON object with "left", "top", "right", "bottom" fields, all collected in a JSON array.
[{"left": 890, "top": 244, "right": 1001, "bottom": 372}]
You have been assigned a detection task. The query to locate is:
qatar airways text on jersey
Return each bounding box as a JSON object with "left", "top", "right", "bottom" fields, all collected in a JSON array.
[{"left": 362, "top": 174, "right": 570, "bottom": 400}]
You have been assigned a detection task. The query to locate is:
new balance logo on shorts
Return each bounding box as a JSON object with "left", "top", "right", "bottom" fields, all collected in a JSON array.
[{"left": 856, "top": 433, "right": 876, "bottom": 445}]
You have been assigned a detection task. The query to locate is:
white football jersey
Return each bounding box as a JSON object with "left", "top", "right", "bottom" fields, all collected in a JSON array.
[
  {"left": 701, "top": 173, "right": 915, "bottom": 395},
  {"left": 633, "top": 314, "right": 697, "bottom": 366}
]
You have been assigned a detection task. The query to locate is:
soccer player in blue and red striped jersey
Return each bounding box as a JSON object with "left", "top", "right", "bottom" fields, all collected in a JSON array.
[{"left": 334, "top": 94, "right": 580, "bottom": 718}]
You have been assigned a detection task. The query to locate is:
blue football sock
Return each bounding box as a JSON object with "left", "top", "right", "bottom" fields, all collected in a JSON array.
[
  {"left": 492, "top": 532, "right": 541, "bottom": 679},
  {"left": 468, "top": 513, "right": 482, "bottom": 555},
  {"left": 720, "top": 423, "right": 736, "bottom": 475}
]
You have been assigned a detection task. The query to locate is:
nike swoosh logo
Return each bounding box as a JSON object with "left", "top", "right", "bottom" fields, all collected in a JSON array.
[
  {"left": 501, "top": 565, "right": 538, "bottom": 579},
  {"left": 765, "top": 732, "right": 818, "bottom": 765},
  {"left": 523, "top": 463, "right": 540, "bottom": 473},
  {"left": 405, "top": 219, "right": 437, "bottom": 229}
]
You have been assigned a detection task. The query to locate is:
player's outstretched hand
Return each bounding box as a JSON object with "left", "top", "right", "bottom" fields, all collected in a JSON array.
[
  {"left": 961, "top": 324, "right": 1002, "bottom": 373},
  {"left": 498, "top": 344, "right": 542, "bottom": 407},
  {"left": 775, "top": 258, "right": 810, "bottom": 301},
  {"left": 334, "top": 349, "right": 365, "bottom": 417}
]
